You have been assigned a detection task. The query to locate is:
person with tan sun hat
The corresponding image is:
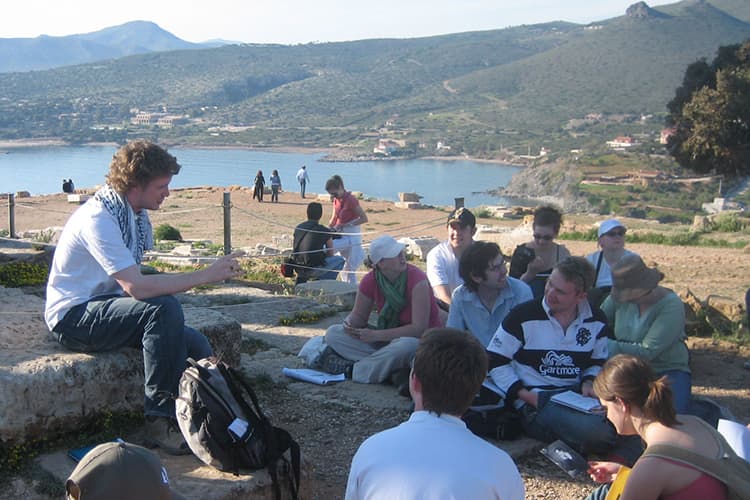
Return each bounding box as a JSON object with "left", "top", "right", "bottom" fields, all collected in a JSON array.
[{"left": 601, "top": 254, "right": 692, "bottom": 412}]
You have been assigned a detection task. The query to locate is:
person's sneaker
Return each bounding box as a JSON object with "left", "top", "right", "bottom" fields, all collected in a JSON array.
[
  {"left": 315, "top": 346, "right": 354, "bottom": 378},
  {"left": 144, "top": 416, "right": 191, "bottom": 456}
]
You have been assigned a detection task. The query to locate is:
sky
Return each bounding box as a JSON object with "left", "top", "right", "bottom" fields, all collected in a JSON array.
[{"left": 2, "top": 0, "right": 676, "bottom": 45}]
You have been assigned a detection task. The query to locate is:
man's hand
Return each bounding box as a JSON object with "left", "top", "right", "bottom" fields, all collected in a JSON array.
[
  {"left": 581, "top": 380, "right": 596, "bottom": 398},
  {"left": 205, "top": 253, "right": 245, "bottom": 281},
  {"left": 518, "top": 388, "right": 539, "bottom": 408}
]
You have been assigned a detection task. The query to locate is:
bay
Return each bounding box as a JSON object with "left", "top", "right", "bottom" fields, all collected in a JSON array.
[{"left": 0, "top": 146, "right": 519, "bottom": 207}]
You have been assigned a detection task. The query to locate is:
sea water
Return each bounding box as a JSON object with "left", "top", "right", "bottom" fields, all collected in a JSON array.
[{"left": 0, "top": 146, "right": 519, "bottom": 208}]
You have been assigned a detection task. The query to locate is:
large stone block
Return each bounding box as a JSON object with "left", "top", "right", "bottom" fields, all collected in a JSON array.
[
  {"left": 0, "top": 287, "right": 240, "bottom": 445},
  {"left": 398, "top": 236, "right": 439, "bottom": 261},
  {"left": 295, "top": 280, "right": 357, "bottom": 308}
]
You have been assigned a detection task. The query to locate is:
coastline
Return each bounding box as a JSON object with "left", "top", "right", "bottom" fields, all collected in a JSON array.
[{"left": 0, "top": 138, "right": 526, "bottom": 167}]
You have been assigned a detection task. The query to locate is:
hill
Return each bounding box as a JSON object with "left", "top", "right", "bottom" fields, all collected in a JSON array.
[
  {"left": 0, "top": 1, "right": 748, "bottom": 157},
  {"left": 0, "top": 21, "right": 207, "bottom": 73}
]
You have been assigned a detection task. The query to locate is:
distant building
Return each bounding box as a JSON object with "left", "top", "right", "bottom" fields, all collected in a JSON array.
[
  {"left": 373, "top": 138, "right": 406, "bottom": 155},
  {"left": 131, "top": 111, "right": 185, "bottom": 128},
  {"left": 606, "top": 136, "right": 637, "bottom": 149},
  {"left": 660, "top": 127, "right": 677, "bottom": 145}
]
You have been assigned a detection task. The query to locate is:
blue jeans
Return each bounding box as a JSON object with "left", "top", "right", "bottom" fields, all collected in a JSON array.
[
  {"left": 522, "top": 389, "right": 617, "bottom": 455},
  {"left": 52, "top": 294, "right": 212, "bottom": 418},
  {"left": 299, "top": 180, "right": 306, "bottom": 198},
  {"left": 660, "top": 369, "right": 691, "bottom": 413},
  {"left": 310, "top": 255, "right": 346, "bottom": 280}
]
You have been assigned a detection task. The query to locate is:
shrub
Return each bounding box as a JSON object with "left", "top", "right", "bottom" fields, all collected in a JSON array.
[
  {"left": 153, "top": 224, "right": 182, "bottom": 241},
  {"left": 0, "top": 262, "right": 49, "bottom": 287},
  {"left": 712, "top": 213, "right": 745, "bottom": 233}
]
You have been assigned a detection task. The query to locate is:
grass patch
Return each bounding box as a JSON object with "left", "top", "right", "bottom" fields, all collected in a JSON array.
[
  {"left": 0, "top": 262, "right": 49, "bottom": 287},
  {"left": 0, "top": 409, "right": 143, "bottom": 484},
  {"left": 279, "top": 308, "right": 338, "bottom": 326},
  {"left": 559, "top": 229, "right": 747, "bottom": 248},
  {"left": 241, "top": 337, "right": 273, "bottom": 355}
]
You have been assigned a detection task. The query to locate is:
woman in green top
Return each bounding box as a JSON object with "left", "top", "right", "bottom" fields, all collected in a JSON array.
[{"left": 601, "top": 254, "right": 691, "bottom": 412}]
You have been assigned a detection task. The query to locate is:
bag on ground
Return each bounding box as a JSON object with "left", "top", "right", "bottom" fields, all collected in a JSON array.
[{"left": 176, "top": 357, "right": 300, "bottom": 499}]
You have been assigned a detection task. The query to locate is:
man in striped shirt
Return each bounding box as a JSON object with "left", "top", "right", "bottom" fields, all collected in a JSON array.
[{"left": 487, "top": 256, "right": 617, "bottom": 456}]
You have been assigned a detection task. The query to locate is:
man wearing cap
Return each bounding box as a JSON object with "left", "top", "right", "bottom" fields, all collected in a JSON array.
[
  {"left": 345, "top": 328, "right": 524, "bottom": 500},
  {"left": 426, "top": 207, "right": 477, "bottom": 310},
  {"left": 586, "top": 219, "right": 639, "bottom": 292},
  {"left": 447, "top": 241, "right": 532, "bottom": 347},
  {"left": 320, "top": 235, "right": 441, "bottom": 384},
  {"left": 45, "top": 141, "right": 243, "bottom": 456},
  {"left": 486, "top": 256, "right": 620, "bottom": 456},
  {"left": 66, "top": 441, "right": 184, "bottom": 499}
]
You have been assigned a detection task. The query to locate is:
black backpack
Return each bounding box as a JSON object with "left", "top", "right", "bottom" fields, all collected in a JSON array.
[{"left": 176, "top": 357, "right": 300, "bottom": 500}]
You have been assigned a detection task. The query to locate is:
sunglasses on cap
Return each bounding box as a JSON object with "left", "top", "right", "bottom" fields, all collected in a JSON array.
[
  {"left": 604, "top": 229, "right": 626, "bottom": 237},
  {"left": 533, "top": 233, "right": 555, "bottom": 241}
]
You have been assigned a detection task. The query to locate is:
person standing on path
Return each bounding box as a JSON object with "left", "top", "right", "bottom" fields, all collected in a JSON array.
[
  {"left": 269, "top": 169, "right": 282, "bottom": 203},
  {"left": 296, "top": 165, "right": 310, "bottom": 198},
  {"left": 326, "top": 174, "right": 368, "bottom": 285},
  {"left": 252, "top": 169, "right": 265, "bottom": 202},
  {"left": 44, "top": 140, "right": 244, "bottom": 456}
]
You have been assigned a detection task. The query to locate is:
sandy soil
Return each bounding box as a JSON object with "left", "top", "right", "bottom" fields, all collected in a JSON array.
[{"left": 4, "top": 186, "right": 749, "bottom": 305}]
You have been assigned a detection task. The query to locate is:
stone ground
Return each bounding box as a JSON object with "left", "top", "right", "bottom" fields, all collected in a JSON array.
[
  {"left": 5, "top": 281, "right": 750, "bottom": 499},
  {"left": 3, "top": 188, "right": 750, "bottom": 498}
]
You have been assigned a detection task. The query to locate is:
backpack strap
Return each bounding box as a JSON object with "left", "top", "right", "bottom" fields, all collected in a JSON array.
[
  {"left": 593, "top": 251, "right": 604, "bottom": 287},
  {"left": 641, "top": 418, "right": 748, "bottom": 491}
]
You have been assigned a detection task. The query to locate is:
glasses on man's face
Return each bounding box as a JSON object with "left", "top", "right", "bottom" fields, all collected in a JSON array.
[
  {"left": 533, "top": 233, "right": 555, "bottom": 241},
  {"left": 487, "top": 259, "right": 506, "bottom": 273},
  {"left": 604, "top": 230, "right": 626, "bottom": 238}
]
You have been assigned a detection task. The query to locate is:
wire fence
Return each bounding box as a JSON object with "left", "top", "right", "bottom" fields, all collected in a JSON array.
[{"left": 4, "top": 191, "right": 454, "bottom": 277}]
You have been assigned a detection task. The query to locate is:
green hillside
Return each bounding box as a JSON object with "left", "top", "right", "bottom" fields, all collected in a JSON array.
[{"left": 0, "top": 0, "right": 748, "bottom": 157}]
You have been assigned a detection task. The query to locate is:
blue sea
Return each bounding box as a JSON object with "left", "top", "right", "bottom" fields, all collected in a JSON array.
[{"left": 0, "top": 146, "right": 519, "bottom": 208}]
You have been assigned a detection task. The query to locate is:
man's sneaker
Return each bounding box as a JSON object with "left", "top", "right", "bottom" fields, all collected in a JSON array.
[
  {"left": 144, "top": 416, "right": 191, "bottom": 456},
  {"left": 315, "top": 346, "right": 354, "bottom": 378}
]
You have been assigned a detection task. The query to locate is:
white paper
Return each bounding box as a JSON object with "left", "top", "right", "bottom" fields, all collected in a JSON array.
[
  {"left": 228, "top": 417, "right": 248, "bottom": 438},
  {"left": 282, "top": 367, "right": 346, "bottom": 385},
  {"left": 718, "top": 418, "right": 750, "bottom": 460},
  {"left": 550, "top": 390, "right": 605, "bottom": 413}
]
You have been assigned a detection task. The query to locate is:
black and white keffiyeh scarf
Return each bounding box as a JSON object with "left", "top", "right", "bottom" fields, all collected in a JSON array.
[{"left": 94, "top": 184, "right": 153, "bottom": 264}]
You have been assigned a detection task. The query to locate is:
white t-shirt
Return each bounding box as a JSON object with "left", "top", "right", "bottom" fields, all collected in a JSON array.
[
  {"left": 586, "top": 249, "right": 638, "bottom": 288},
  {"left": 426, "top": 241, "right": 462, "bottom": 294},
  {"left": 44, "top": 198, "right": 138, "bottom": 329},
  {"left": 345, "top": 411, "right": 525, "bottom": 500}
]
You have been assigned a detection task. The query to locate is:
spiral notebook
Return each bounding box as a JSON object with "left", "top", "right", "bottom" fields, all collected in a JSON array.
[{"left": 282, "top": 367, "right": 346, "bottom": 385}]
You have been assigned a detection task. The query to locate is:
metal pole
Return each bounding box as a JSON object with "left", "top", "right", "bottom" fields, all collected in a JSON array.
[
  {"left": 223, "top": 192, "right": 231, "bottom": 255},
  {"left": 8, "top": 193, "right": 16, "bottom": 238}
]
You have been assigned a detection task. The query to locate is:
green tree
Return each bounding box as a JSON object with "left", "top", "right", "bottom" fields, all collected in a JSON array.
[{"left": 667, "top": 40, "right": 750, "bottom": 177}]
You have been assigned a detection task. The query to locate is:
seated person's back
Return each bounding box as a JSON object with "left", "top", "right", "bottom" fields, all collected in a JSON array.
[{"left": 345, "top": 328, "right": 524, "bottom": 500}]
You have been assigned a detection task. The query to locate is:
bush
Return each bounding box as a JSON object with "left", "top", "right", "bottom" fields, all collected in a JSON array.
[
  {"left": 153, "top": 224, "right": 182, "bottom": 241},
  {"left": 712, "top": 213, "right": 745, "bottom": 233},
  {"left": 0, "top": 262, "right": 48, "bottom": 287}
]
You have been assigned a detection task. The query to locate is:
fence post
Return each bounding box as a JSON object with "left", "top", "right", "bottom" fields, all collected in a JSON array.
[
  {"left": 454, "top": 197, "right": 464, "bottom": 209},
  {"left": 222, "top": 192, "right": 231, "bottom": 255},
  {"left": 8, "top": 193, "right": 16, "bottom": 238}
]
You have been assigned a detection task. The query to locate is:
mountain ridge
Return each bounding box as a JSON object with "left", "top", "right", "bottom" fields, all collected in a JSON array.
[
  {"left": 0, "top": 1, "right": 748, "bottom": 157},
  {"left": 0, "top": 21, "right": 211, "bottom": 73}
]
